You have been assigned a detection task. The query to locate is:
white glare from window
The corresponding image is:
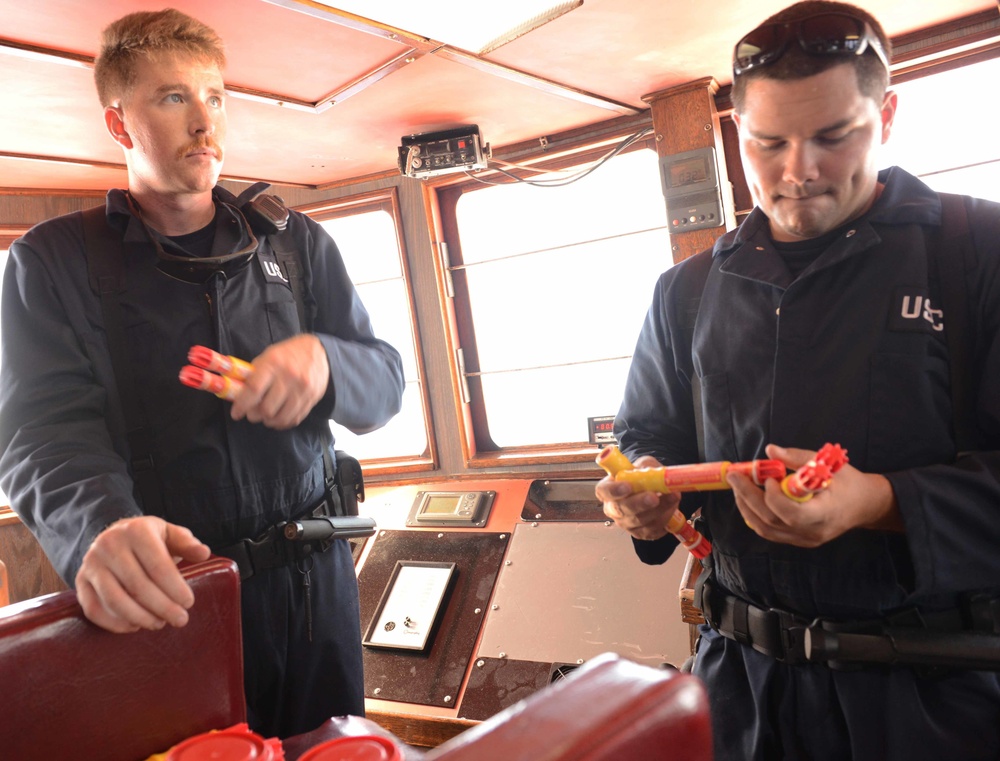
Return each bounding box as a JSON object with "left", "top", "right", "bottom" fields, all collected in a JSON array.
[
  {"left": 456, "top": 147, "right": 673, "bottom": 447},
  {"left": 881, "top": 56, "right": 1000, "bottom": 202},
  {"left": 318, "top": 212, "right": 427, "bottom": 460}
]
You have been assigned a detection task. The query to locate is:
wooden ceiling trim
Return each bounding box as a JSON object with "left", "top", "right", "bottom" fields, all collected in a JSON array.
[
  {"left": 0, "top": 33, "right": 415, "bottom": 116},
  {"left": 0, "top": 37, "right": 92, "bottom": 69},
  {"left": 0, "top": 151, "right": 122, "bottom": 172},
  {"left": 261, "top": 0, "right": 440, "bottom": 51}
]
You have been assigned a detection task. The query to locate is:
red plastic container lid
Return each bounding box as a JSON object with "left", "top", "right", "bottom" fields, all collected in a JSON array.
[
  {"left": 166, "top": 724, "right": 280, "bottom": 761},
  {"left": 297, "top": 734, "right": 402, "bottom": 761}
]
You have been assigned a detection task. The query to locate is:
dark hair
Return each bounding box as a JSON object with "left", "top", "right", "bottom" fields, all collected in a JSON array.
[
  {"left": 94, "top": 8, "right": 225, "bottom": 107},
  {"left": 731, "top": 0, "right": 891, "bottom": 113}
]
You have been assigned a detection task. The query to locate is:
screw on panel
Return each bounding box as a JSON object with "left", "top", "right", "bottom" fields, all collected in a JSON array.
[
  {"left": 476, "top": 660, "right": 485, "bottom": 668},
  {"left": 444, "top": 696, "right": 453, "bottom": 704},
  {"left": 499, "top": 534, "right": 507, "bottom": 540},
  {"left": 505, "top": 560, "right": 512, "bottom": 565},
  {"left": 437, "top": 533, "right": 444, "bottom": 538},
  {"left": 535, "top": 513, "right": 542, "bottom": 519},
  {"left": 499, "top": 652, "right": 507, "bottom": 658},
  {"left": 474, "top": 608, "right": 482, "bottom": 614},
  {"left": 373, "top": 688, "right": 381, "bottom": 695},
  {"left": 492, "top": 604, "right": 499, "bottom": 610}
]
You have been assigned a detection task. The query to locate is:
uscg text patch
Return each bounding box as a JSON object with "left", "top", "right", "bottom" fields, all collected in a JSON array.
[
  {"left": 889, "top": 286, "right": 943, "bottom": 333},
  {"left": 256, "top": 247, "right": 292, "bottom": 289}
]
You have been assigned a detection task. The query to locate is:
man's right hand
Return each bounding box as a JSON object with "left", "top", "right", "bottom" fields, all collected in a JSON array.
[
  {"left": 595, "top": 455, "right": 683, "bottom": 542},
  {"left": 75, "top": 516, "right": 211, "bottom": 633}
]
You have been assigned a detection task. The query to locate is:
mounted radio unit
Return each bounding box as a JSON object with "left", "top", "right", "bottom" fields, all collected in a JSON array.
[{"left": 398, "top": 125, "right": 490, "bottom": 179}]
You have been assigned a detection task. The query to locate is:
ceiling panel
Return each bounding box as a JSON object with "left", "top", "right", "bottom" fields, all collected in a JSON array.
[{"left": 0, "top": 0, "right": 996, "bottom": 191}]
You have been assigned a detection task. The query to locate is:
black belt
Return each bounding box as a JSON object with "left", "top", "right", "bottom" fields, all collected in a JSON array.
[
  {"left": 214, "top": 499, "right": 336, "bottom": 581},
  {"left": 697, "top": 573, "right": 811, "bottom": 663},
  {"left": 696, "top": 572, "right": 1000, "bottom": 669}
]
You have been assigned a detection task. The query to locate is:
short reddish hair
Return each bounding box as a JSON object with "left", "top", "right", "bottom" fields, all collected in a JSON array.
[{"left": 94, "top": 9, "right": 225, "bottom": 107}]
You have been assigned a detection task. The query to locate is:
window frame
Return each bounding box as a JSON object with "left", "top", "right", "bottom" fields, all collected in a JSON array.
[
  {"left": 295, "top": 187, "right": 436, "bottom": 476},
  {"left": 0, "top": 226, "right": 28, "bottom": 251},
  {"left": 429, "top": 120, "right": 659, "bottom": 468}
]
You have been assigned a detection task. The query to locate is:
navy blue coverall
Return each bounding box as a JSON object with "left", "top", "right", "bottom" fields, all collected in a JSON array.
[
  {"left": 0, "top": 186, "right": 405, "bottom": 738},
  {"left": 616, "top": 167, "right": 1000, "bottom": 760}
]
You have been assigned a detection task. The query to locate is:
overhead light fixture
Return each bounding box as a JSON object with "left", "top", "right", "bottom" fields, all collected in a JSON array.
[{"left": 311, "top": 0, "right": 583, "bottom": 54}]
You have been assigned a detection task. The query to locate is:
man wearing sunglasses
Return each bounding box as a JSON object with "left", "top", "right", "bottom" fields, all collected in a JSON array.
[{"left": 598, "top": 1, "right": 1000, "bottom": 758}]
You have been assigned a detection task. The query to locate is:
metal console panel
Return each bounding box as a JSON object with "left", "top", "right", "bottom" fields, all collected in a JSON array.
[
  {"left": 358, "top": 529, "right": 509, "bottom": 707},
  {"left": 475, "top": 521, "right": 691, "bottom": 668}
]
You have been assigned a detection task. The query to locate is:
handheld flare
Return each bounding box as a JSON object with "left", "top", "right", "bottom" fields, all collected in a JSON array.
[
  {"left": 188, "top": 345, "right": 254, "bottom": 381},
  {"left": 597, "top": 446, "right": 716, "bottom": 558},
  {"left": 780, "top": 443, "right": 849, "bottom": 502},
  {"left": 178, "top": 365, "right": 244, "bottom": 401}
]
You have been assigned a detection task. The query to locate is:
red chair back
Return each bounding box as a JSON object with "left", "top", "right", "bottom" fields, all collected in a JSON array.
[
  {"left": 0, "top": 557, "right": 245, "bottom": 761},
  {"left": 426, "top": 652, "right": 713, "bottom": 761}
]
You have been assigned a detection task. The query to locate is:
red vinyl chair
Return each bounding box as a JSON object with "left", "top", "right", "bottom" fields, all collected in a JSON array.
[{"left": 0, "top": 556, "right": 245, "bottom": 761}]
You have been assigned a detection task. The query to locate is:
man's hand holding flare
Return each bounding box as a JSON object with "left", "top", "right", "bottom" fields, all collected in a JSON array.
[
  {"left": 596, "top": 444, "right": 849, "bottom": 557},
  {"left": 179, "top": 345, "right": 253, "bottom": 401},
  {"left": 596, "top": 447, "right": 728, "bottom": 558}
]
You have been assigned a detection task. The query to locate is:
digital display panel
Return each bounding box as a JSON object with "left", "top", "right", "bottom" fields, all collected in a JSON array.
[
  {"left": 408, "top": 490, "right": 495, "bottom": 526},
  {"left": 669, "top": 156, "right": 708, "bottom": 188},
  {"left": 423, "top": 494, "right": 462, "bottom": 515}
]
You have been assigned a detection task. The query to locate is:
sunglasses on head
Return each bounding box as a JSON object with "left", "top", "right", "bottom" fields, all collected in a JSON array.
[{"left": 733, "top": 11, "right": 890, "bottom": 77}]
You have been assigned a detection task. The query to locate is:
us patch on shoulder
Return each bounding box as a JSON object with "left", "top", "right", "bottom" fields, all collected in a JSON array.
[
  {"left": 889, "top": 286, "right": 943, "bottom": 333},
  {"left": 256, "top": 247, "right": 292, "bottom": 289}
]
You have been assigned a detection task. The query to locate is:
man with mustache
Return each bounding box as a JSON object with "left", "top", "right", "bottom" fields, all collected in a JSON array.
[
  {"left": 0, "top": 9, "right": 404, "bottom": 738},
  {"left": 597, "top": 1, "right": 1000, "bottom": 758}
]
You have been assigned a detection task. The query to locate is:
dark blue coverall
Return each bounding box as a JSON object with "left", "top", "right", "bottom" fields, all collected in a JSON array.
[
  {"left": 615, "top": 167, "right": 1000, "bottom": 760},
  {"left": 0, "top": 186, "right": 405, "bottom": 738}
]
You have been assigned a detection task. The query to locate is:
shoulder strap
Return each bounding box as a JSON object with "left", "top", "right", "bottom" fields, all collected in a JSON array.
[
  {"left": 236, "top": 182, "right": 313, "bottom": 333},
  {"left": 934, "top": 193, "right": 977, "bottom": 454},
  {"left": 81, "top": 206, "right": 164, "bottom": 513},
  {"left": 268, "top": 228, "right": 313, "bottom": 332}
]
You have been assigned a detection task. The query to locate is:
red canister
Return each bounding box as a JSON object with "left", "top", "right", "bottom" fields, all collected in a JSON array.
[
  {"left": 165, "top": 723, "right": 283, "bottom": 761},
  {"left": 297, "top": 734, "right": 402, "bottom": 761}
]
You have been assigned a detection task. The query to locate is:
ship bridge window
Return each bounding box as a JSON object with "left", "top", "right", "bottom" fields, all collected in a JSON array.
[
  {"left": 881, "top": 56, "right": 1000, "bottom": 203},
  {"left": 438, "top": 139, "right": 672, "bottom": 463},
  {"left": 300, "top": 190, "right": 431, "bottom": 472}
]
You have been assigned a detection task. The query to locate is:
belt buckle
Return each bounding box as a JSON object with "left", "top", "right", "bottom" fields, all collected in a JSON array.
[{"left": 774, "top": 610, "right": 808, "bottom": 663}]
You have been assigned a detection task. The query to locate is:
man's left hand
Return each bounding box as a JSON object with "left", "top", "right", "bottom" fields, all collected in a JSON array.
[
  {"left": 727, "top": 444, "right": 903, "bottom": 547},
  {"left": 230, "top": 334, "right": 330, "bottom": 429}
]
